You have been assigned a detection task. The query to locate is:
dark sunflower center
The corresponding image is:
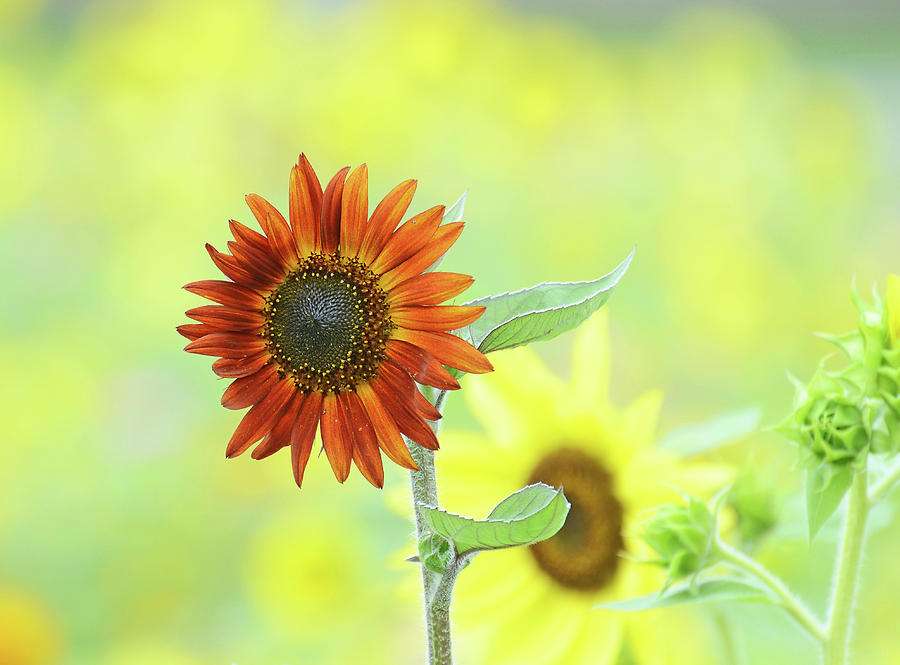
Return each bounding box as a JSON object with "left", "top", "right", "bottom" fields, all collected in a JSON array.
[
  {"left": 527, "top": 447, "right": 624, "bottom": 592},
  {"left": 263, "top": 252, "right": 393, "bottom": 393}
]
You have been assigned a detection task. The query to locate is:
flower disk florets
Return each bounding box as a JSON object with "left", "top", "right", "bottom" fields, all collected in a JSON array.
[{"left": 263, "top": 252, "right": 394, "bottom": 394}]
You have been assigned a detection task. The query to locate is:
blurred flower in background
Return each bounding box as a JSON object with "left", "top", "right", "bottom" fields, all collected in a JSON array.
[
  {"left": 0, "top": 589, "right": 62, "bottom": 665},
  {"left": 2, "top": 0, "right": 898, "bottom": 662},
  {"left": 435, "top": 312, "right": 731, "bottom": 665}
]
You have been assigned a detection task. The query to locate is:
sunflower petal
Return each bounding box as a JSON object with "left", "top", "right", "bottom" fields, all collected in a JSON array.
[
  {"left": 225, "top": 379, "right": 295, "bottom": 458},
  {"left": 357, "top": 383, "right": 418, "bottom": 470},
  {"left": 392, "top": 305, "right": 485, "bottom": 332},
  {"left": 340, "top": 164, "right": 368, "bottom": 257},
  {"left": 251, "top": 390, "right": 303, "bottom": 459},
  {"left": 205, "top": 244, "right": 272, "bottom": 291},
  {"left": 379, "top": 222, "right": 464, "bottom": 290},
  {"left": 186, "top": 305, "right": 264, "bottom": 331},
  {"left": 184, "top": 332, "right": 266, "bottom": 358},
  {"left": 261, "top": 210, "right": 299, "bottom": 270},
  {"left": 343, "top": 391, "right": 384, "bottom": 488},
  {"left": 394, "top": 329, "right": 493, "bottom": 374},
  {"left": 358, "top": 179, "right": 417, "bottom": 264},
  {"left": 320, "top": 392, "right": 353, "bottom": 482},
  {"left": 387, "top": 272, "right": 474, "bottom": 306},
  {"left": 184, "top": 280, "right": 266, "bottom": 309},
  {"left": 212, "top": 353, "right": 270, "bottom": 378},
  {"left": 320, "top": 167, "right": 349, "bottom": 254},
  {"left": 385, "top": 339, "right": 460, "bottom": 391},
  {"left": 176, "top": 323, "right": 217, "bottom": 341},
  {"left": 370, "top": 205, "right": 443, "bottom": 275},
  {"left": 290, "top": 158, "right": 321, "bottom": 256},
  {"left": 221, "top": 364, "right": 278, "bottom": 410},
  {"left": 291, "top": 391, "right": 323, "bottom": 487}
]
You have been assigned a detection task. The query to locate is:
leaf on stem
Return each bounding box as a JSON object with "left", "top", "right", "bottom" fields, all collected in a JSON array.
[
  {"left": 419, "top": 483, "right": 570, "bottom": 555},
  {"left": 455, "top": 250, "right": 634, "bottom": 356},
  {"left": 595, "top": 578, "right": 773, "bottom": 612}
]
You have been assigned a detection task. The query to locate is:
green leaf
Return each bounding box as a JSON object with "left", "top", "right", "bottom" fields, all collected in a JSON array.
[
  {"left": 595, "top": 578, "right": 772, "bottom": 612},
  {"left": 659, "top": 407, "right": 762, "bottom": 456},
  {"left": 419, "top": 483, "right": 570, "bottom": 555},
  {"left": 457, "top": 250, "right": 634, "bottom": 355},
  {"left": 806, "top": 465, "right": 853, "bottom": 541}
]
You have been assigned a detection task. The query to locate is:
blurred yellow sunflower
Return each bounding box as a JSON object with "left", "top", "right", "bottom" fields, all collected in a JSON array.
[{"left": 437, "top": 311, "right": 732, "bottom": 665}]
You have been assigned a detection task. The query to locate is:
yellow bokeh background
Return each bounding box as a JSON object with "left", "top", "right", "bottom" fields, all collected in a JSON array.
[{"left": 2, "top": 0, "right": 899, "bottom": 663}]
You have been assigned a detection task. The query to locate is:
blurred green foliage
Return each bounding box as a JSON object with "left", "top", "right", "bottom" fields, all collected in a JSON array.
[{"left": 1, "top": 0, "right": 898, "bottom": 663}]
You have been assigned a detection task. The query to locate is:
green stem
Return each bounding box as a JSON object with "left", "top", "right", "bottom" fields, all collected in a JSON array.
[
  {"left": 823, "top": 471, "right": 869, "bottom": 665},
  {"left": 408, "top": 387, "right": 452, "bottom": 665},
  {"left": 716, "top": 538, "right": 826, "bottom": 642}
]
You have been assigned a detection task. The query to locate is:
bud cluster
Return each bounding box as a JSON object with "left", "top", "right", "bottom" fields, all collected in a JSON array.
[
  {"left": 640, "top": 496, "right": 719, "bottom": 581},
  {"left": 777, "top": 279, "right": 900, "bottom": 470}
]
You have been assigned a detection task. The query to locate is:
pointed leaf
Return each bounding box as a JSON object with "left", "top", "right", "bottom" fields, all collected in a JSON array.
[
  {"left": 806, "top": 465, "right": 853, "bottom": 541},
  {"left": 419, "top": 483, "right": 570, "bottom": 555},
  {"left": 456, "top": 250, "right": 634, "bottom": 355},
  {"left": 595, "top": 578, "right": 772, "bottom": 612}
]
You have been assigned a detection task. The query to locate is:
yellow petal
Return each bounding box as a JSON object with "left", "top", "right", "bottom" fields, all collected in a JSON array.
[{"left": 569, "top": 309, "right": 612, "bottom": 406}]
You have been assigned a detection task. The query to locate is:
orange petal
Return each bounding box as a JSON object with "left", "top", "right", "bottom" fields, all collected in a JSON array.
[
  {"left": 369, "top": 368, "right": 439, "bottom": 450},
  {"left": 184, "top": 332, "right": 266, "bottom": 358},
  {"left": 225, "top": 379, "right": 295, "bottom": 458},
  {"left": 184, "top": 280, "right": 266, "bottom": 309},
  {"left": 212, "top": 353, "right": 270, "bottom": 378},
  {"left": 229, "top": 219, "right": 271, "bottom": 253},
  {"left": 221, "top": 364, "right": 278, "bottom": 410},
  {"left": 358, "top": 179, "right": 417, "bottom": 264},
  {"left": 385, "top": 339, "right": 460, "bottom": 391},
  {"left": 245, "top": 193, "right": 288, "bottom": 236},
  {"left": 291, "top": 391, "right": 323, "bottom": 487},
  {"left": 379, "top": 222, "right": 464, "bottom": 291},
  {"left": 251, "top": 390, "right": 303, "bottom": 459},
  {"left": 394, "top": 329, "right": 493, "bottom": 374},
  {"left": 343, "top": 391, "right": 384, "bottom": 488},
  {"left": 290, "top": 160, "right": 320, "bottom": 256},
  {"left": 370, "top": 205, "right": 443, "bottom": 275},
  {"left": 320, "top": 167, "right": 350, "bottom": 254},
  {"left": 357, "top": 383, "right": 417, "bottom": 471},
  {"left": 176, "top": 323, "right": 217, "bottom": 341},
  {"left": 261, "top": 211, "right": 299, "bottom": 270},
  {"left": 392, "top": 305, "right": 485, "bottom": 332},
  {"left": 387, "top": 272, "right": 474, "bottom": 306},
  {"left": 320, "top": 392, "right": 352, "bottom": 482},
  {"left": 205, "top": 244, "right": 272, "bottom": 292},
  {"left": 412, "top": 388, "right": 442, "bottom": 421},
  {"left": 186, "top": 305, "right": 264, "bottom": 331},
  {"left": 227, "top": 240, "right": 284, "bottom": 282},
  {"left": 340, "top": 164, "right": 368, "bottom": 257}
]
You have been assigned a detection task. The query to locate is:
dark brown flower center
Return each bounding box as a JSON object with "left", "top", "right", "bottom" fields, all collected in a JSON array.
[
  {"left": 263, "top": 252, "right": 393, "bottom": 393},
  {"left": 527, "top": 447, "right": 624, "bottom": 591}
]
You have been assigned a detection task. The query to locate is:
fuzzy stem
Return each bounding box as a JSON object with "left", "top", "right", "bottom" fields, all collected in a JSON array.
[
  {"left": 823, "top": 471, "right": 869, "bottom": 665},
  {"left": 716, "top": 538, "right": 826, "bottom": 642},
  {"left": 408, "top": 387, "right": 452, "bottom": 665}
]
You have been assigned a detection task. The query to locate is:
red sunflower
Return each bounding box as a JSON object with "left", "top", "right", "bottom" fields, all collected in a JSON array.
[{"left": 178, "top": 155, "right": 492, "bottom": 488}]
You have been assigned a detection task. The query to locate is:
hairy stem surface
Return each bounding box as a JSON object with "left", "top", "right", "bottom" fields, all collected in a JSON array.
[
  {"left": 823, "top": 471, "right": 869, "bottom": 665},
  {"left": 408, "top": 388, "right": 452, "bottom": 665}
]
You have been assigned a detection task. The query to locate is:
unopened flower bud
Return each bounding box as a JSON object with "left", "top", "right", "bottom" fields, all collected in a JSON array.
[{"left": 641, "top": 497, "right": 717, "bottom": 580}]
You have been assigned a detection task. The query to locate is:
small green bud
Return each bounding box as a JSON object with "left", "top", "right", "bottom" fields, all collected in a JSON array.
[
  {"left": 418, "top": 534, "right": 454, "bottom": 575},
  {"left": 641, "top": 497, "right": 718, "bottom": 581}
]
